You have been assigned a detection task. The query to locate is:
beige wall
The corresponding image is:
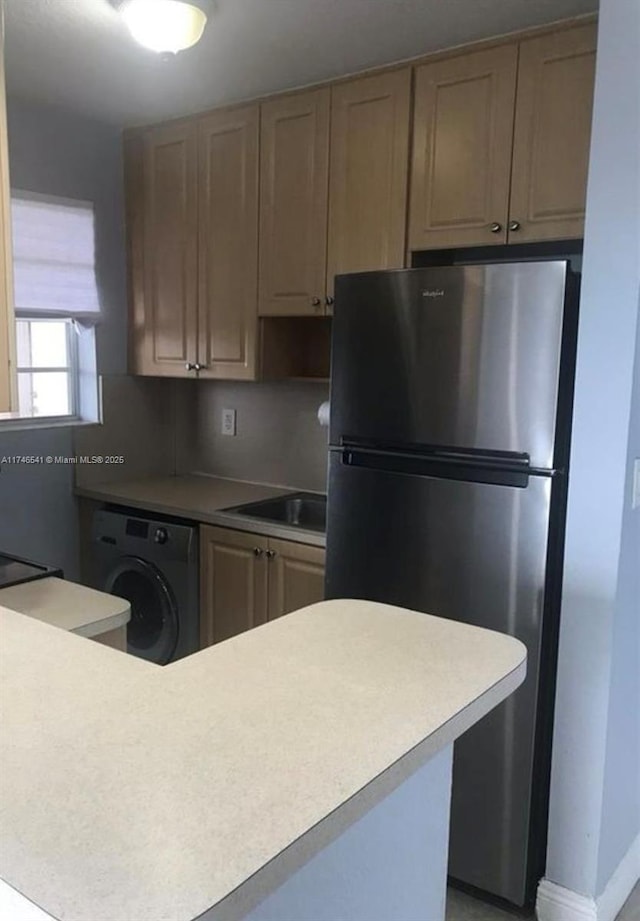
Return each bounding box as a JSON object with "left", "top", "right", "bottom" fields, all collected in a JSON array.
[
  {"left": 74, "top": 375, "right": 330, "bottom": 495},
  {"left": 73, "top": 375, "right": 194, "bottom": 488},
  {"left": 182, "top": 380, "right": 329, "bottom": 493}
]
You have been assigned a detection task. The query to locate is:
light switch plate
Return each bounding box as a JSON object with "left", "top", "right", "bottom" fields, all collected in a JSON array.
[
  {"left": 633, "top": 458, "right": 640, "bottom": 510},
  {"left": 221, "top": 408, "right": 236, "bottom": 437}
]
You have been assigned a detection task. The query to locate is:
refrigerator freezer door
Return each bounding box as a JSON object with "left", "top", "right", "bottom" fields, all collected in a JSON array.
[
  {"left": 330, "top": 262, "right": 568, "bottom": 470},
  {"left": 325, "top": 451, "right": 553, "bottom": 903}
]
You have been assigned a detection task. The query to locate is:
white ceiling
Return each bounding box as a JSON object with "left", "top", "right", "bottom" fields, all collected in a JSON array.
[{"left": 4, "top": 0, "right": 598, "bottom": 127}]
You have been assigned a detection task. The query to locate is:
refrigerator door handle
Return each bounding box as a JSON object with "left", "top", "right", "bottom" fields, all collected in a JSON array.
[
  {"left": 336, "top": 446, "right": 538, "bottom": 488},
  {"left": 339, "top": 441, "right": 532, "bottom": 466}
]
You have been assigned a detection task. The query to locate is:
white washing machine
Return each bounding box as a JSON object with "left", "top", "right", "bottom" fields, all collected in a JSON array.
[{"left": 91, "top": 508, "right": 199, "bottom": 664}]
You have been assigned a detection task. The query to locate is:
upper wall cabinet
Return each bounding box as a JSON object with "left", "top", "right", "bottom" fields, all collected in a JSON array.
[
  {"left": 409, "top": 45, "right": 518, "bottom": 250},
  {"left": 128, "top": 119, "right": 198, "bottom": 376},
  {"left": 126, "top": 18, "right": 597, "bottom": 377},
  {"left": 198, "top": 105, "right": 259, "bottom": 379},
  {"left": 258, "top": 68, "right": 411, "bottom": 317},
  {"left": 327, "top": 68, "right": 411, "bottom": 303},
  {"left": 258, "top": 89, "right": 330, "bottom": 317},
  {"left": 127, "top": 106, "right": 260, "bottom": 379},
  {"left": 509, "top": 23, "right": 597, "bottom": 243},
  {"left": 408, "top": 22, "right": 596, "bottom": 250}
]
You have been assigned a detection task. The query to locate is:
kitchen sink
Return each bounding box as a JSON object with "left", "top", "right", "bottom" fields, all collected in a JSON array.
[{"left": 224, "top": 493, "right": 326, "bottom": 533}]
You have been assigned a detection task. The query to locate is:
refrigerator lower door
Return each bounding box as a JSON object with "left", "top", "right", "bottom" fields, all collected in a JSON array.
[{"left": 325, "top": 450, "right": 554, "bottom": 905}]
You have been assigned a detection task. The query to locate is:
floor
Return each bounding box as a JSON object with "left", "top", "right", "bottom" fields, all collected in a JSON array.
[
  {"left": 446, "top": 888, "right": 533, "bottom": 921},
  {"left": 617, "top": 884, "right": 640, "bottom": 921},
  {"left": 446, "top": 881, "right": 640, "bottom": 921}
]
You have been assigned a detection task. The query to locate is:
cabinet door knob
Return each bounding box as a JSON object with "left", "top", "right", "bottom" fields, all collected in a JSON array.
[
  {"left": 325, "top": 296, "right": 334, "bottom": 307},
  {"left": 265, "top": 549, "right": 276, "bottom": 560},
  {"left": 185, "top": 362, "right": 195, "bottom": 371},
  {"left": 253, "top": 547, "right": 264, "bottom": 557},
  {"left": 194, "top": 362, "right": 207, "bottom": 371},
  {"left": 508, "top": 220, "right": 521, "bottom": 232},
  {"left": 311, "top": 297, "right": 322, "bottom": 307},
  {"left": 489, "top": 222, "right": 503, "bottom": 234}
]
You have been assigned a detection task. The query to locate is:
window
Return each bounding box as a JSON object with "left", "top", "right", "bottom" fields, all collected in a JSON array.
[
  {"left": 16, "top": 318, "right": 77, "bottom": 418},
  {"left": 8, "top": 191, "right": 100, "bottom": 422}
]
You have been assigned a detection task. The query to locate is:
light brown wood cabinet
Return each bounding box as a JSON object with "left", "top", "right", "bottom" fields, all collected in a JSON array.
[
  {"left": 0, "top": 35, "right": 15, "bottom": 412},
  {"left": 509, "top": 24, "right": 597, "bottom": 243},
  {"left": 326, "top": 69, "right": 411, "bottom": 302},
  {"left": 200, "top": 525, "right": 325, "bottom": 648},
  {"left": 200, "top": 526, "right": 268, "bottom": 647},
  {"left": 126, "top": 19, "right": 597, "bottom": 377},
  {"left": 266, "top": 537, "right": 326, "bottom": 622},
  {"left": 258, "top": 89, "right": 330, "bottom": 317},
  {"left": 127, "top": 105, "right": 260, "bottom": 379},
  {"left": 133, "top": 119, "right": 199, "bottom": 376},
  {"left": 259, "top": 69, "right": 411, "bottom": 317},
  {"left": 198, "top": 105, "right": 259, "bottom": 379},
  {"left": 409, "top": 45, "right": 518, "bottom": 250},
  {"left": 409, "top": 22, "right": 596, "bottom": 250}
]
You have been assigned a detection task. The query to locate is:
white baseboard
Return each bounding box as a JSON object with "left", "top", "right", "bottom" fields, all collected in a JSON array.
[
  {"left": 537, "top": 834, "right": 639, "bottom": 921},
  {"left": 536, "top": 880, "right": 598, "bottom": 921}
]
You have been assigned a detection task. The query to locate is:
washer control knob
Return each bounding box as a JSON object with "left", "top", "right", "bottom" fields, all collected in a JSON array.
[{"left": 154, "top": 527, "right": 168, "bottom": 545}]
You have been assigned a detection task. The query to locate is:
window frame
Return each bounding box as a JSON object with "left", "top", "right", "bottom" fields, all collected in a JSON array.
[{"left": 14, "top": 314, "right": 81, "bottom": 423}]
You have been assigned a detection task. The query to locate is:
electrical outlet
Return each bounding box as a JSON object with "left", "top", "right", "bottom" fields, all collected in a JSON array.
[
  {"left": 633, "top": 458, "right": 640, "bottom": 510},
  {"left": 221, "top": 408, "right": 236, "bottom": 437}
]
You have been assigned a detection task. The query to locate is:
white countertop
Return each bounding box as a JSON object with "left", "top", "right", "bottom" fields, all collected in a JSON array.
[
  {"left": 0, "top": 600, "right": 526, "bottom": 921},
  {"left": 0, "top": 577, "right": 130, "bottom": 638},
  {"left": 75, "top": 474, "right": 326, "bottom": 547}
]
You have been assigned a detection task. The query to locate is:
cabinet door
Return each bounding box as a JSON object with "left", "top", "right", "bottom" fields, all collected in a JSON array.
[
  {"left": 509, "top": 24, "right": 596, "bottom": 243},
  {"left": 259, "top": 89, "right": 330, "bottom": 317},
  {"left": 267, "top": 538, "right": 326, "bottom": 621},
  {"left": 0, "top": 37, "right": 14, "bottom": 412},
  {"left": 327, "top": 69, "right": 411, "bottom": 303},
  {"left": 124, "top": 131, "right": 147, "bottom": 376},
  {"left": 409, "top": 45, "right": 518, "bottom": 250},
  {"left": 198, "top": 105, "right": 259, "bottom": 380},
  {"left": 200, "top": 526, "right": 268, "bottom": 648},
  {"left": 137, "top": 120, "right": 198, "bottom": 376}
]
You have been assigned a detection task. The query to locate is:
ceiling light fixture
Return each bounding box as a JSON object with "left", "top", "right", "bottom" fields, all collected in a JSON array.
[{"left": 120, "top": 0, "right": 209, "bottom": 55}]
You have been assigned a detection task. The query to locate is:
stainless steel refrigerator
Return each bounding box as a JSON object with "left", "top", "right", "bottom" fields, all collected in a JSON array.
[{"left": 325, "top": 261, "right": 579, "bottom": 907}]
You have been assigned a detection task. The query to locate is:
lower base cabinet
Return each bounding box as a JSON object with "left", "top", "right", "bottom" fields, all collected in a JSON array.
[
  {"left": 266, "top": 537, "right": 326, "bottom": 622},
  {"left": 200, "top": 525, "right": 326, "bottom": 648}
]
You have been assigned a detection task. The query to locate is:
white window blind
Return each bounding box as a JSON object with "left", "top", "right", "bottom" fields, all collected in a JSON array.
[{"left": 10, "top": 192, "right": 100, "bottom": 318}]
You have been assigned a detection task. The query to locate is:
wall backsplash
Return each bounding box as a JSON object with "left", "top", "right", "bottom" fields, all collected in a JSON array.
[
  {"left": 185, "top": 380, "right": 330, "bottom": 493},
  {"left": 74, "top": 375, "right": 193, "bottom": 488}
]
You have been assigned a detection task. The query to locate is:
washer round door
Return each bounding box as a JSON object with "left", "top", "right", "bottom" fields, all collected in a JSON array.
[{"left": 104, "top": 556, "right": 179, "bottom": 665}]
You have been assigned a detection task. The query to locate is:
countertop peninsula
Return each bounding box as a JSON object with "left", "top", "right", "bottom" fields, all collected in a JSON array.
[
  {"left": 0, "top": 576, "right": 130, "bottom": 637},
  {"left": 0, "top": 599, "right": 525, "bottom": 921}
]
